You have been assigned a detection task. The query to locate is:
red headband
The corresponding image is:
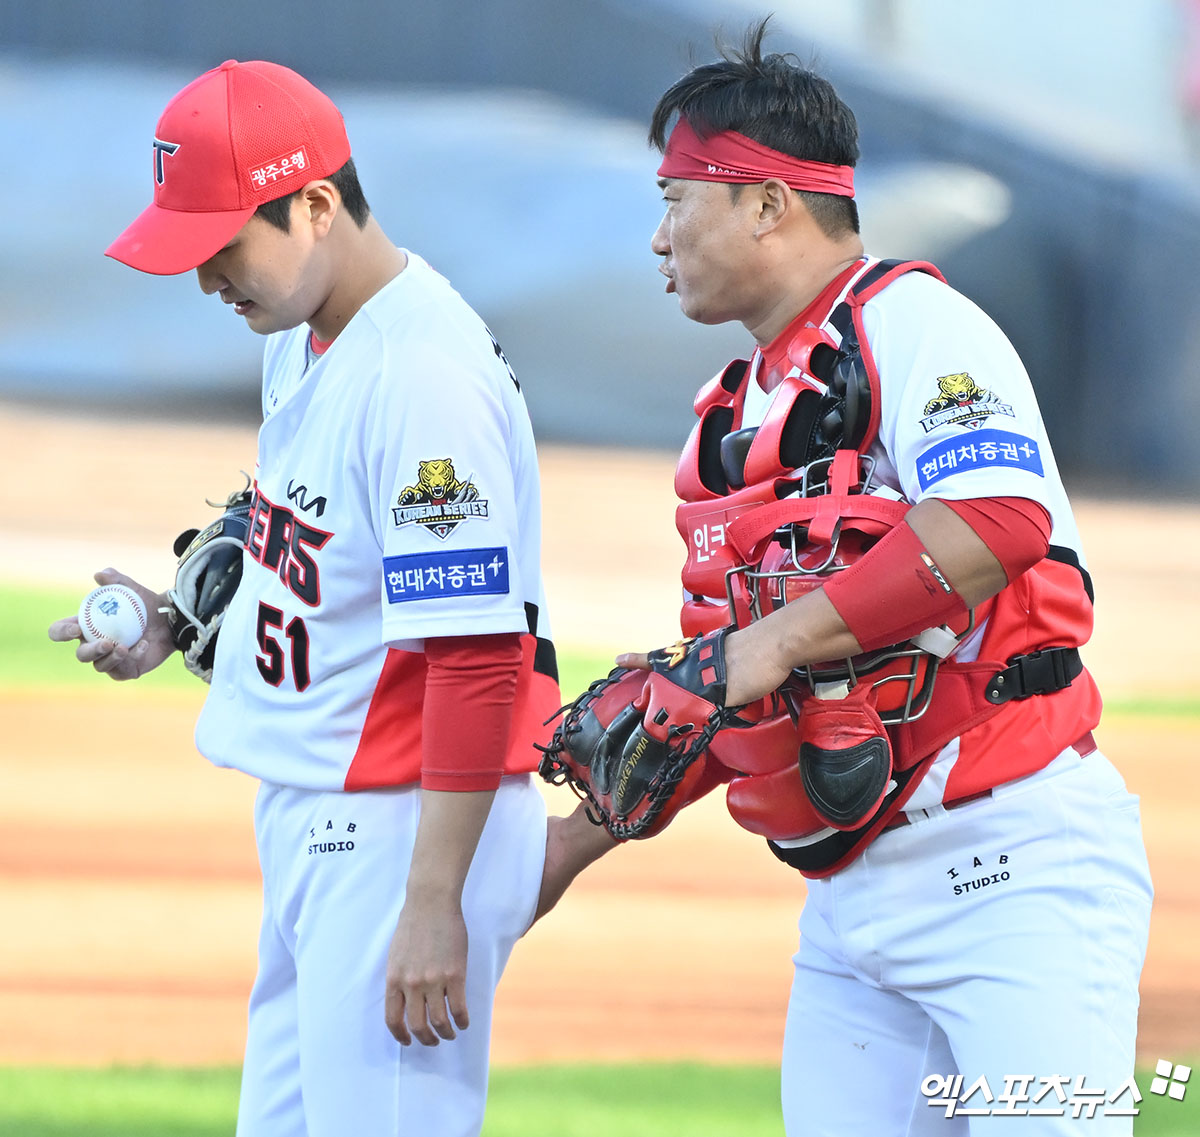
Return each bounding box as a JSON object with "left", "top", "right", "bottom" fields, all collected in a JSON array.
[{"left": 657, "top": 117, "right": 855, "bottom": 198}]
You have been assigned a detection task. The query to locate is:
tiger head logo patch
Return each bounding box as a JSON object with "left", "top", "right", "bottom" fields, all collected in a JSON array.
[
  {"left": 392, "top": 458, "right": 489, "bottom": 539},
  {"left": 919, "top": 372, "right": 1014, "bottom": 433}
]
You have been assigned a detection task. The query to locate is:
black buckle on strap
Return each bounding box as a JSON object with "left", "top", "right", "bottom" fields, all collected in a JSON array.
[{"left": 985, "top": 647, "right": 1083, "bottom": 704}]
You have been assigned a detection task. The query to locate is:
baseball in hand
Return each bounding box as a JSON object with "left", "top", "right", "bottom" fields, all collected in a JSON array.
[{"left": 78, "top": 584, "right": 148, "bottom": 648}]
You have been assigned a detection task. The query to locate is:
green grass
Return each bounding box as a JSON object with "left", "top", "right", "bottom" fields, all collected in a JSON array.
[
  {"left": 0, "top": 1062, "right": 1195, "bottom": 1135},
  {"left": 0, "top": 1066, "right": 240, "bottom": 1137},
  {"left": 5, "top": 581, "right": 1196, "bottom": 718},
  {"left": 0, "top": 582, "right": 617, "bottom": 699},
  {"left": 1102, "top": 695, "right": 1200, "bottom": 719},
  {"left": 554, "top": 649, "right": 619, "bottom": 706},
  {"left": 0, "top": 583, "right": 196, "bottom": 692},
  {"left": 484, "top": 1063, "right": 784, "bottom": 1137}
]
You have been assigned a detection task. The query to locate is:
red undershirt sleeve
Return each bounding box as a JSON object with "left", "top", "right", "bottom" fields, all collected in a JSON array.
[
  {"left": 942, "top": 496, "right": 1051, "bottom": 581},
  {"left": 421, "top": 631, "right": 523, "bottom": 792}
]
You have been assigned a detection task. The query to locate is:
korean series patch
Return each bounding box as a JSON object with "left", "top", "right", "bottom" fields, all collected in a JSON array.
[
  {"left": 392, "top": 458, "right": 489, "bottom": 540},
  {"left": 920, "top": 372, "right": 1014, "bottom": 433}
]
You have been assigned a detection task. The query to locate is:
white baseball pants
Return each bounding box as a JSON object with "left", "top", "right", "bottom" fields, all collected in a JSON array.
[
  {"left": 234, "top": 773, "right": 546, "bottom": 1137},
  {"left": 782, "top": 747, "right": 1153, "bottom": 1135}
]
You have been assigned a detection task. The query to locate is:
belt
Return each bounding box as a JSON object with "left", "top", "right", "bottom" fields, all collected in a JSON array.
[{"left": 883, "top": 731, "right": 1097, "bottom": 831}]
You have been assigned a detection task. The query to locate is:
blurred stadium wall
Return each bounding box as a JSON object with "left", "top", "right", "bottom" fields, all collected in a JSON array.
[{"left": 2, "top": 0, "right": 1198, "bottom": 495}]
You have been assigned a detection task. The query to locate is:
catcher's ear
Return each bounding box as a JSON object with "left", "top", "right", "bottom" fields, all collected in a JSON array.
[
  {"left": 753, "top": 178, "right": 793, "bottom": 238},
  {"left": 173, "top": 529, "right": 200, "bottom": 558}
]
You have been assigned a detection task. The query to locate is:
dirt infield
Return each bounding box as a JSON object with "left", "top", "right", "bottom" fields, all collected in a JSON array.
[{"left": 1, "top": 402, "right": 1197, "bottom": 1068}]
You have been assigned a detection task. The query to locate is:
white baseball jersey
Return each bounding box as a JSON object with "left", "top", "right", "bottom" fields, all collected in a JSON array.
[
  {"left": 860, "top": 267, "right": 1083, "bottom": 554},
  {"left": 195, "top": 250, "right": 557, "bottom": 791}
]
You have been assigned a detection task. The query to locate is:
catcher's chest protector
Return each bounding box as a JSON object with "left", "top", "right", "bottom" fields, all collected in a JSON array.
[
  {"left": 674, "top": 258, "right": 941, "bottom": 639},
  {"left": 671, "top": 261, "right": 949, "bottom": 876},
  {"left": 672, "top": 259, "right": 1093, "bottom": 877}
]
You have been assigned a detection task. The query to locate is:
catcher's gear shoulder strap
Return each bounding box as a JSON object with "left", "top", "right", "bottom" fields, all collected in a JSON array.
[
  {"left": 675, "top": 258, "right": 944, "bottom": 505},
  {"left": 821, "top": 258, "right": 943, "bottom": 456}
]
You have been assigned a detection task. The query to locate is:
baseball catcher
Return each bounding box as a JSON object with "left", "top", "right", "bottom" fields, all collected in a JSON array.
[
  {"left": 166, "top": 480, "right": 253, "bottom": 683},
  {"left": 537, "top": 628, "right": 740, "bottom": 839}
]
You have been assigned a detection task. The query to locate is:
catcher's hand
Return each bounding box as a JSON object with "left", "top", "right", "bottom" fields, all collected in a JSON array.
[
  {"left": 166, "top": 480, "right": 253, "bottom": 683},
  {"left": 537, "top": 627, "right": 737, "bottom": 840}
]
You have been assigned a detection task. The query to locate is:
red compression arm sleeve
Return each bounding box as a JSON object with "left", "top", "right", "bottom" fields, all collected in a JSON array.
[
  {"left": 822, "top": 522, "right": 969, "bottom": 654},
  {"left": 942, "top": 496, "right": 1051, "bottom": 582},
  {"left": 823, "top": 497, "right": 1053, "bottom": 654},
  {"left": 421, "top": 632, "right": 523, "bottom": 792}
]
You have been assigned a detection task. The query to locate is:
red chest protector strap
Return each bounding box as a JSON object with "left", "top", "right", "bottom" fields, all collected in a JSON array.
[
  {"left": 723, "top": 449, "right": 908, "bottom": 564},
  {"left": 675, "top": 259, "right": 943, "bottom": 507},
  {"left": 823, "top": 258, "right": 945, "bottom": 454}
]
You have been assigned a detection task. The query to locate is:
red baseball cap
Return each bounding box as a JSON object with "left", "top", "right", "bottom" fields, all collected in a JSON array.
[{"left": 106, "top": 60, "right": 352, "bottom": 276}]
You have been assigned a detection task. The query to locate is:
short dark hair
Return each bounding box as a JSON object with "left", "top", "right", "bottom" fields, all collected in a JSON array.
[
  {"left": 254, "top": 158, "right": 371, "bottom": 232},
  {"left": 649, "top": 18, "right": 860, "bottom": 237}
]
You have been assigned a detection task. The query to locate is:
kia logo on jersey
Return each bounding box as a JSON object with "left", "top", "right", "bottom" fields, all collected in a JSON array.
[{"left": 287, "top": 479, "right": 327, "bottom": 518}]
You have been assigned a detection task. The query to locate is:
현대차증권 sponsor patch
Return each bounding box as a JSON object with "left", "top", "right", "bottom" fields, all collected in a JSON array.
[
  {"left": 391, "top": 458, "right": 489, "bottom": 540},
  {"left": 383, "top": 547, "right": 509, "bottom": 603},
  {"left": 916, "top": 430, "right": 1044, "bottom": 490}
]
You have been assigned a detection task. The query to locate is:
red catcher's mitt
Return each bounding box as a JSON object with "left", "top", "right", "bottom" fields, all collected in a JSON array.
[{"left": 537, "top": 628, "right": 736, "bottom": 840}]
